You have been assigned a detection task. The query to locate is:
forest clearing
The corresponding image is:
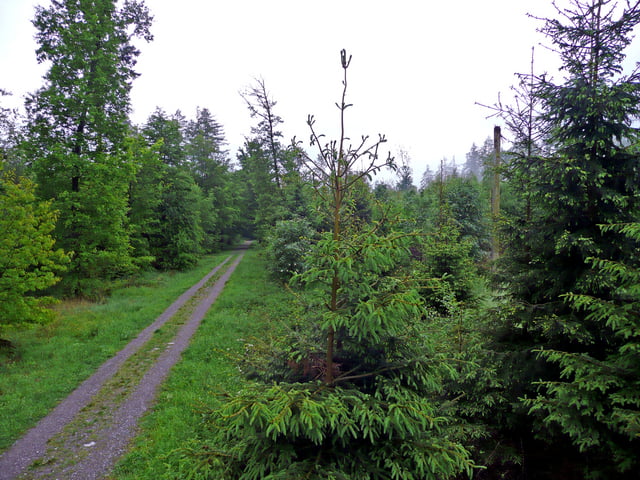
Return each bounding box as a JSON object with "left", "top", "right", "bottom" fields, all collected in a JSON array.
[{"left": 1, "top": 0, "right": 640, "bottom": 478}]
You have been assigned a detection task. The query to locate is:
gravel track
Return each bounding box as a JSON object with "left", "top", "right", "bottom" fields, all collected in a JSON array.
[{"left": 0, "top": 249, "right": 246, "bottom": 480}]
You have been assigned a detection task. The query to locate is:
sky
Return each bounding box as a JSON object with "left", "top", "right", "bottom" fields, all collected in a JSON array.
[{"left": 1, "top": 1, "right": 638, "bottom": 183}]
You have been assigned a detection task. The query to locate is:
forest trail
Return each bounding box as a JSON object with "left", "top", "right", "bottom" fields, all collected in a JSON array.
[{"left": 0, "top": 246, "right": 248, "bottom": 480}]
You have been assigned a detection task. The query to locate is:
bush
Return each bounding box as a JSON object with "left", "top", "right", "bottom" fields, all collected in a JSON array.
[{"left": 263, "top": 217, "right": 316, "bottom": 282}]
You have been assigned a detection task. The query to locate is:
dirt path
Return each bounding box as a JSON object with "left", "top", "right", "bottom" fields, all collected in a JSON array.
[{"left": 0, "top": 249, "right": 246, "bottom": 480}]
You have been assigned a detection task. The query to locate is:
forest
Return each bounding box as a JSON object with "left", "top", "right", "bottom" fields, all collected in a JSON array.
[{"left": 1, "top": 0, "right": 639, "bottom": 479}]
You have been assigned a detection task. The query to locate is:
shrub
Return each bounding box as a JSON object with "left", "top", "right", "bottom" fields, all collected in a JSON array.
[{"left": 263, "top": 217, "right": 315, "bottom": 282}]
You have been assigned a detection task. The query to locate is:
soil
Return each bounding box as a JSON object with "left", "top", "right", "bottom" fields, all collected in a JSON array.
[{"left": 0, "top": 247, "right": 247, "bottom": 480}]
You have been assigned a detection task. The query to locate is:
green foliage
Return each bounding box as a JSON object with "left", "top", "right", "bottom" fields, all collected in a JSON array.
[
  {"left": 500, "top": 0, "right": 640, "bottom": 309},
  {"left": 264, "top": 217, "right": 316, "bottom": 282},
  {"left": 142, "top": 108, "right": 187, "bottom": 167},
  {"left": 490, "top": 1, "right": 640, "bottom": 477},
  {"left": 28, "top": 0, "right": 153, "bottom": 150},
  {"left": 526, "top": 223, "right": 640, "bottom": 476},
  {"left": 199, "top": 238, "right": 476, "bottom": 477},
  {"left": 41, "top": 151, "right": 140, "bottom": 297},
  {"left": 418, "top": 174, "right": 489, "bottom": 260},
  {"left": 237, "top": 139, "right": 287, "bottom": 239},
  {"left": 299, "top": 227, "right": 421, "bottom": 347},
  {"left": 26, "top": 0, "right": 153, "bottom": 296},
  {"left": 185, "top": 107, "right": 237, "bottom": 252},
  {"left": 426, "top": 282, "right": 522, "bottom": 474},
  {"left": 135, "top": 105, "right": 241, "bottom": 266},
  {"left": 0, "top": 172, "right": 69, "bottom": 331},
  {"left": 126, "top": 134, "right": 164, "bottom": 262},
  {"left": 196, "top": 227, "right": 476, "bottom": 478},
  {"left": 412, "top": 222, "right": 479, "bottom": 310},
  {"left": 205, "top": 382, "right": 473, "bottom": 480},
  {"left": 151, "top": 168, "right": 204, "bottom": 270},
  {"left": 238, "top": 79, "right": 310, "bottom": 240},
  {"left": 191, "top": 50, "right": 474, "bottom": 480}
]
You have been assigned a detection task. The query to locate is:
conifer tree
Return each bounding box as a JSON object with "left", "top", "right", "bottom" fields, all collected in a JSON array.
[
  {"left": 142, "top": 108, "right": 186, "bottom": 167},
  {"left": 496, "top": 1, "right": 640, "bottom": 476},
  {"left": 194, "top": 49, "right": 474, "bottom": 480},
  {"left": 185, "top": 107, "right": 238, "bottom": 250},
  {"left": 241, "top": 77, "right": 286, "bottom": 191},
  {"left": 238, "top": 80, "right": 308, "bottom": 239},
  {"left": 507, "top": 0, "right": 640, "bottom": 307},
  {"left": 139, "top": 108, "right": 206, "bottom": 268},
  {"left": 527, "top": 224, "right": 640, "bottom": 476},
  {"left": 236, "top": 138, "right": 284, "bottom": 239}
]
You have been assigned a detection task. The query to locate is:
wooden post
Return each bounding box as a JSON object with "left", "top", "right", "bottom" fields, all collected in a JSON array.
[
  {"left": 438, "top": 157, "right": 445, "bottom": 225},
  {"left": 491, "top": 126, "right": 501, "bottom": 261}
]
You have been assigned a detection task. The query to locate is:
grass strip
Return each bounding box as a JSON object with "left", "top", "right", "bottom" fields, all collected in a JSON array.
[
  {"left": 111, "top": 249, "right": 294, "bottom": 480},
  {"left": 0, "top": 253, "right": 230, "bottom": 452}
]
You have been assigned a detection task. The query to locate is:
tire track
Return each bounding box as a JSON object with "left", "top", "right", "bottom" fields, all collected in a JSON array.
[{"left": 0, "top": 250, "right": 245, "bottom": 480}]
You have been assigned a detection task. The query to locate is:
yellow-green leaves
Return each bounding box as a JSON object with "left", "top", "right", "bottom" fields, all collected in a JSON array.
[{"left": 0, "top": 172, "right": 69, "bottom": 330}]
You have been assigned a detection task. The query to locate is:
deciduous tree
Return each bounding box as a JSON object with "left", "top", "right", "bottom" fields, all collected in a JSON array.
[
  {"left": 26, "top": 0, "right": 153, "bottom": 294},
  {"left": 0, "top": 171, "right": 69, "bottom": 335}
]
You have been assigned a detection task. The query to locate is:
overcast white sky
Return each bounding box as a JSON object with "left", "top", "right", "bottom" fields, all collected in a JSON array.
[{"left": 1, "top": 1, "right": 638, "bottom": 182}]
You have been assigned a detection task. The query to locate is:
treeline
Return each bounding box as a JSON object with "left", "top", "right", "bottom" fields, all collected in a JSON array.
[
  {"left": 1, "top": 0, "right": 640, "bottom": 479},
  {"left": 0, "top": 0, "right": 311, "bottom": 303}
]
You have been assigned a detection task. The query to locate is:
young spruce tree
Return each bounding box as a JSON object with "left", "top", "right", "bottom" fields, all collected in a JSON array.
[{"left": 196, "top": 50, "right": 474, "bottom": 480}]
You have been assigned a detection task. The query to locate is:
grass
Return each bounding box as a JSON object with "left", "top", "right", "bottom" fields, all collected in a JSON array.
[
  {"left": 111, "top": 248, "right": 294, "bottom": 479},
  {"left": 0, "top": 252, "right": 231, "bottom": 452},
  {"left": 22, "top": 259, "right": 235, "bottom": 478}
]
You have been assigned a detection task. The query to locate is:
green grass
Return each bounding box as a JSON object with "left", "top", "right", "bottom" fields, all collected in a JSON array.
[
  {"left": 111, "top": 249, "right": 293, "bottom": 479},
  {"left": 0, "top": 253, "right": 231, "bottom": 452}
]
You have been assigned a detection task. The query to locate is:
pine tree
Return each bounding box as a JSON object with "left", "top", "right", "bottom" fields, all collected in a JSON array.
[
  {"left": 395, "top": 148, "right": 415, "bottom": 191},
  {"left": 462, "top": 142, "right": 488, "bottom": 180},
  {"left": 238, "top": 79, "right": 309, "bottom": 239},
  {"left": 139, "top": 109, "right": 207, "bottom": 268},
  {"left": 237, "top": 138, "right": 284, "bottom": 239},
  {"left": 511, "top": 0, "right": 640, "bottom": 306},
  {"left": 142, "top": 108, "right": 186, "bottom": 167},
  {"left": 526, "top": 223, "right": 640, "bottom": 476},
  {"left": 185, "top": 107, "right": 228, "bottom": 189}
]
